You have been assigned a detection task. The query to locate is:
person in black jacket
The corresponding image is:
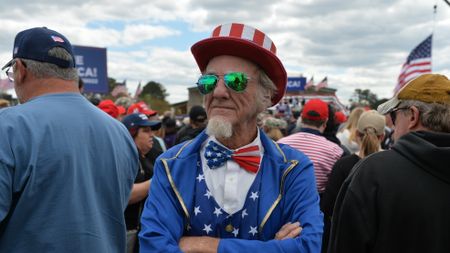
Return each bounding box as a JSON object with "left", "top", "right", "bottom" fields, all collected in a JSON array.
[
  {"left": 321, "top": 110, "right": 385, "bottom": 253},
  {"left": 122, "top": 113, "right": 162, "bottom": 253},
  {"left": 328, "top": 73, "right": 450, "bottom": 253},
  {"left": 175, "top": 105, "right": 207, "bottom": 144}
]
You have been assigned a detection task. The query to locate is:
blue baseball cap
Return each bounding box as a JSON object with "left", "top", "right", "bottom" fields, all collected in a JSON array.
[
  {"left": 122, "top": 113, "right": 161, "bottom": 131},
  {"left": 2, "top": 27, "right": 75, "bottom": 70}
]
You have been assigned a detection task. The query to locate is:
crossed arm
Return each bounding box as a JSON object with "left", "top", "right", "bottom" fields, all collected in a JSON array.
[
  {"left": 179, "top": 222, "right": 302, "bottom": 253},
  {"left": 139, "top": 157, "right": 322, "bottom": 253}
]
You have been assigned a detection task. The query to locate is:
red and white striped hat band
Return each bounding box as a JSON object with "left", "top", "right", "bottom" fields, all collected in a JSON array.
[
  {"left": 211, "top": 23, "right": 277, "bottom": 55},
  {"left": 191, "top": 22, "right": 287, "bottom": 106}
]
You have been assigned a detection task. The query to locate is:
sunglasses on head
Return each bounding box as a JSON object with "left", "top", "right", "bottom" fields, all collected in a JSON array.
[{"left": 196, "top": 72, "right": 249, "bottom": 94}]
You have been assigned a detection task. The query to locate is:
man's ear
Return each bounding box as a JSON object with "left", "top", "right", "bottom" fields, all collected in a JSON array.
[
  {"left": 323, "top": 118, "right": 329, "bottom": 128},
  {"left": 407, "top": 106, "right": 421, "bottom": 130},
  {"left": 14, "top": 60, "right": 27, "bottom": 83}
]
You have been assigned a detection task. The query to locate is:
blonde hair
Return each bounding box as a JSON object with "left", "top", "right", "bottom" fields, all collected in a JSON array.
[
  {"left": 262, "top": 116, "right": 285, "bottom": 141},
  {"left": 359, "top": 128, "right": 381, "bottom": 158},
  {"left": 357, "top": 110, "right": 386, "bottom": 158},
  {"left": 344, "top": 107, "right": 365, "bottom": 143},
  {"left": 266, "top": 128, "right": 284, "bottom": 141}
]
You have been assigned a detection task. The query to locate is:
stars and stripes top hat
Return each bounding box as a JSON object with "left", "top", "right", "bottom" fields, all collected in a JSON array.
[{"left": 191, "top": 23, "right": 287, "bottom": 106}]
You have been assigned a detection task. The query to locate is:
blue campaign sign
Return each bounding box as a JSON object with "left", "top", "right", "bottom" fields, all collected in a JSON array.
[
  {"left": 286, "top": 77, "right": 307, "bottom": 92},
  {"left": 72, "top": 45, "right": 108, "bottom": 93}
]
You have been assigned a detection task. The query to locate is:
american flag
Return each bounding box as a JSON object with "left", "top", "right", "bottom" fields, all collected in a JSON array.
[
  {"left": 396, "top": 34, "right": 432, "bottom": 93},
  {"left": 0, "top": 78, "right": 14, "bottom": 92},
  {"left": 51, "top": 35, "right": 65, "bottom": 43},
  {"left": 304, "top": 76, "right": 314, "bottom": 90},
  {"left": 316, "top": 77, "right": 328, "bottom": 90},
  {"left": 134, "top": 82, "right": 142, "bottom": 99},
  {"left": 111, "top": 80, "right": 128, "bottom": 97}
]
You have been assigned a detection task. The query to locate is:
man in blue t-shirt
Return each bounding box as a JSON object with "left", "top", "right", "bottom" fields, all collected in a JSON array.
[{"left": 0, "top": 27, "right": 138, "bottom": 253}]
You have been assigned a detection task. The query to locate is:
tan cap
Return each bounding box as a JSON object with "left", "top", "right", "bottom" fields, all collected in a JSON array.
[
  {"left": 357, "top": 110, "right": 386, "bottom": 135},
  {"left": 0, "top": 99, "right": 10, "bottom": 107},
  {"left": 378, "top": 74, "right": 450, "bottom": 114}
]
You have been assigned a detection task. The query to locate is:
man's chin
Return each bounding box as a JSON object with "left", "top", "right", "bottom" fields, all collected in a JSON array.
[{"left": 206, "top": 117, "right": 233, "bottom": 139}]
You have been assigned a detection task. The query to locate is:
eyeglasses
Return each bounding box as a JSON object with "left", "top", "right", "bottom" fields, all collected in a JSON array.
[
  {"left": 196, "top": 72, "right": 250, "bottom": 94},
  {"left": 4, "top": 61, "right": 15, "bottom": 82},
  {"left": 389, "top": 107, "right": 410, "bottom": 126}
]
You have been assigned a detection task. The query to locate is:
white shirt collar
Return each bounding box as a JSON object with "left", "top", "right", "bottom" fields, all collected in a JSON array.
[{"left": 203, "top": 128, "right": 264, "bottom": 154}]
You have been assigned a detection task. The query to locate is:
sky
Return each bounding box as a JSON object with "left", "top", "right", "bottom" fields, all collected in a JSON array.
[{"left": 1, "top": 0, "right": 449, "bottom": 105}]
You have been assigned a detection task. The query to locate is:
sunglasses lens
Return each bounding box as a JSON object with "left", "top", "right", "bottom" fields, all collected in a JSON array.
[
  {"left": 224, "top": 72, "right": 248, "bottom": 92},
  {"left": 389, "top": 110, "right": 397, "bottom": 126},
  {"left": 197, "top": 75, "right": 217, "bottom": 94}
]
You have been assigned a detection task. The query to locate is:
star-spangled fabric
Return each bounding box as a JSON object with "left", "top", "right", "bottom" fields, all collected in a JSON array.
[
  {"left": 204, "top": 141, "right": 261, "bottom": 173},
  {"left": 184, "top": 154, "right": 262, "bottom": 239}
]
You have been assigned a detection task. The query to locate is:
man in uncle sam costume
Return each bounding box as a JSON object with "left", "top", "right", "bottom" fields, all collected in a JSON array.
[{"left": 139, "top": 23, "right": 323, "bottom": 252}]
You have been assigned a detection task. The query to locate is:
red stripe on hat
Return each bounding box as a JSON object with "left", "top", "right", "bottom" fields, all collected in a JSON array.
[
  {"left": 270, "top": 43, "right": 276, "bottom": 54},
  {"left": 230, "top": 23, "right": 244, "bottom": 37},
  {"left": 212, "top": 26, "right": 221, "bottom": 37},
  {"left": 253, "top": 29, "right": 265, "bottom": 47}
]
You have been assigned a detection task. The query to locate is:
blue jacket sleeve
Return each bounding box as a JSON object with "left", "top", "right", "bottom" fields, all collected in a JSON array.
[
  {"left": 219, "top": 154, "right": 323, "bottom": 253},
  {"left": 138, "top": 159, "right": 185, "bottom": 253}
]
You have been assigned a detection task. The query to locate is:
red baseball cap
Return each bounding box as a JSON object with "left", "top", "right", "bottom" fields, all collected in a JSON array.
[
  {"left": 117, "top": 105, "right": 126, "bottom": 115},
  {"left": 334, "top": 111, "right": 347, "bottom": 124},
  {"left": 301, "top": 99, "right": 329, "bottom": 121},
  {"left": 191, "top": 23, "right": 287, "bottom": 106},
  {"left": 127, "top": 101, "right": 157, "bottom": 116},
  {"left": 98, "top": 99, "right": 119, "bottom": 119}
]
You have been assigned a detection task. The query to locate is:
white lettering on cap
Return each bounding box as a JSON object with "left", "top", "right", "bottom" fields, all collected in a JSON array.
[{"left": 138, "top": 114, "right": 148, "bottom": 120}]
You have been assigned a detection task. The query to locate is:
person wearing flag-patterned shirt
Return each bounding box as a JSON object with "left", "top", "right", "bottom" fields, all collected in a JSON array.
[{"left": 139, "top": 23, "right": 323, "bottom": 253}]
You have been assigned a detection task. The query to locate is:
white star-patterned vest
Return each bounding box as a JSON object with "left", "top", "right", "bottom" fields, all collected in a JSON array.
[{"left": 184, "top": 154, "right": 262, "bottom": 239}]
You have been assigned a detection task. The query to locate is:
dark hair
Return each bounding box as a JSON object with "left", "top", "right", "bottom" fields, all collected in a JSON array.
[
  {"left": 323, "top": 104, "right": 341, "bottom": 145},
  {"left": 78, "top": 79, "right": 84, "bottom": 90},
  {"left": 128, "top": 126, "right": 139, "bottom": 138},
  {"left": 302, "top": 118, "right": 326, "bottom": 128}
]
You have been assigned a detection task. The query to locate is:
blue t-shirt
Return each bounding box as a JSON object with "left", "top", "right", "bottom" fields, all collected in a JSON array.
[{"left": 0, "top": 93, "right": 138, "bottom": 253}]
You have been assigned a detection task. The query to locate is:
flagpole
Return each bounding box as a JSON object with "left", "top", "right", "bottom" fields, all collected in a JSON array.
[
  {"left": 433, "top": 2, "right": 437, "bottom": 33},
  {"left": 432, "top": 2, "right": 437, "bottom": 71}
]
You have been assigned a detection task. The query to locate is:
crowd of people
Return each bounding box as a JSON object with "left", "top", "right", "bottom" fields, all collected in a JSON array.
[{"left": 0, "top": 24, "right": 449, "bottom": 253}]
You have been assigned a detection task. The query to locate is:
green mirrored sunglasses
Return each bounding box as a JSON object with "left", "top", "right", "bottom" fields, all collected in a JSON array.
[{"left": 196, "top": 72, "right": 249, "bottom": 94}]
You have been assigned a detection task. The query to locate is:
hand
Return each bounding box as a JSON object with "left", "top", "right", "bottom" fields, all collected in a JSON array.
[
  {"left": 179, "top": 236, "right": 219, "bottom": 253},
  {"left": 275, "top": 221, "right": 302, "bottom": 240}
]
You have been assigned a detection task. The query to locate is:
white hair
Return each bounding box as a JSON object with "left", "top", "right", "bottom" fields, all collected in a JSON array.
[{"left": 206, "top": 117, "right": 233, "bottom": 139}]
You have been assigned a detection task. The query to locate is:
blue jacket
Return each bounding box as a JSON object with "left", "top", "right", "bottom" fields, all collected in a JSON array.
[{"left": 139, "top": 130, "right": 323, "bottom": 252}]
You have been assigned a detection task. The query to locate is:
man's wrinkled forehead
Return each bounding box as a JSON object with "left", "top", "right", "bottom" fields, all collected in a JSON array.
[{"left": 204, "top": 55, "right": 260, "bottom": 75}]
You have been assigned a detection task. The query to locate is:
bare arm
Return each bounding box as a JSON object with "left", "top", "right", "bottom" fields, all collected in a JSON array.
[
  {"left": 274, "top": 222, "right": 302, "bottom": 240},
  {"left": 128, "top": 179, "right": 151, "bottom": 205},
  {"left": 179, "top": 237, "right": 219, "bottom": 253}
]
